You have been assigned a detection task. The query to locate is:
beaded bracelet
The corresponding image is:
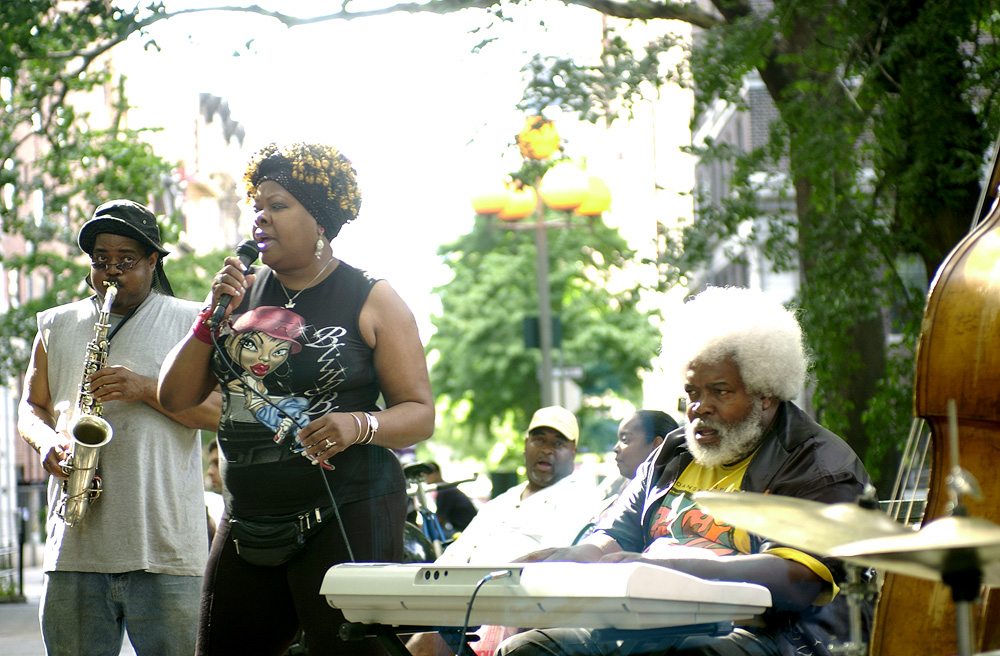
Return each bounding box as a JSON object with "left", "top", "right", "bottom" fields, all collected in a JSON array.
[
  {"left": 191, "top": 307, "right": 217, "bottom": 344},
  {"left": 349, "top": 412, "right": 364, "bottom": 444}
]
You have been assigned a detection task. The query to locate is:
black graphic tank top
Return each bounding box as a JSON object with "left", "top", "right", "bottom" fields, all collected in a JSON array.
[{"left": 211, "top": 261, "right": 405, "bottom": 516}]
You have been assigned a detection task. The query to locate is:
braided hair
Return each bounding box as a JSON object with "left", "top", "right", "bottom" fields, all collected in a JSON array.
[{"left": 244, "top": 142, "right": 362, "bottom": 239}]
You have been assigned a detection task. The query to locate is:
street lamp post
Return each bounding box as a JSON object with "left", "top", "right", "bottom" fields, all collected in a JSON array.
[
  {"left": 471, "top": 117, "right": 611, "bottom": 408},
  {"left": 532, "top": 180, "right": 556, "bottom": 407}
]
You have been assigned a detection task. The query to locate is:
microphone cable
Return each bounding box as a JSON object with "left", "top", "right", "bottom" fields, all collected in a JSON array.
[
  {"left": 209, "top": 328, "right": 357, "bottom": 563},
  {"left": 457, "top": 569, "right": 514, "bottom": 656}
]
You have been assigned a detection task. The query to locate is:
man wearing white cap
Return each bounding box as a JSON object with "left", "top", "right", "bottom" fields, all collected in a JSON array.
[
  {"left": 435, "top": 405, "right": 600, "bottom": 564},
  {"left": 406, "top": 406, "right": 601, "bottom": 656}
]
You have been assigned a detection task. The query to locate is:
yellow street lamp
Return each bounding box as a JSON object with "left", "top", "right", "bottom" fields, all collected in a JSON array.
[
  {"left": 516, "top": 116, "right": 561, "bottom": 160},
  {"left": 575, "top": 176, "right": 612, "bottom": 216},
  {"left": 470, "top": 182, "right": 511, "bottom": 216},
  {"left": 472, "top": 122, "right": 610, "bottom": 406},
  {"left": 498, "top": 184, "right": 538, "bottom": 221},
  {"left": 538, "top": 162, "right": 590, "bottom": 211}
]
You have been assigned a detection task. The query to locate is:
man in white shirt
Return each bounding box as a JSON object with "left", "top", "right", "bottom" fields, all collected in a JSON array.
[
  {"left": 438, "top": 405, "right": 600, "bottom": 564},
  {"left": 407, "top": 406, "right": 601, "bottom": 656}
]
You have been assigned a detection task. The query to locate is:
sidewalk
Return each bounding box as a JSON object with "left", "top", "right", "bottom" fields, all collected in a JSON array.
[
  {"left": 0, "top": 563, "right": 136, "bottom": 655},
  {"left": 0, "top": 562, "right": 48, "bottom": 656}
]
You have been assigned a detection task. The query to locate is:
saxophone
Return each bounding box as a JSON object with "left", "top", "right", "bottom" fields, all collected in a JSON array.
[{"left": 55, "top": 282, "right": 117, "bottom": 527}]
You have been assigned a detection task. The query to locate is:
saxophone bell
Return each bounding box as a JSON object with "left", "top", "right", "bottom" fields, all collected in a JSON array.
[{"left": 57, "top": 415, "right": 114, "bottom": 526}]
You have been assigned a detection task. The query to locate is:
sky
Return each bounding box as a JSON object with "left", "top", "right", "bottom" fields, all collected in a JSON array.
[
  {"left": 116, "top": 1, "right": 612, "bottom": 341},
  {"left": 113, "top": 1, "right": 697, "bottom": 419}
]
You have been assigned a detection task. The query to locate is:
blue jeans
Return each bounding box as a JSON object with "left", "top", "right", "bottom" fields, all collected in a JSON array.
[{"left": 40, "top": 570, "right": 202, "bottom": 656}]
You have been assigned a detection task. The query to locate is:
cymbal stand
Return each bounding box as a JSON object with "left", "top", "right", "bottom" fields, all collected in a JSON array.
[
  {"left": 828, "top": 564, "right": 875, "bottom": 656},
  {"left": 939, "top": 472, "right": 983, "bottom": 656},
  {"left": 828, "top": 488, "right": 881, "bottom": 656},
  {"left": 942, "top": 568, "right": 981, "bottom": 656},
  {"left": 940, "top": 399, "right": 983, "bottom": 656}
]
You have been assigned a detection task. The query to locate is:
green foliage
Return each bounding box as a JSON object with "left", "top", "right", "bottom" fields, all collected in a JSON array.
[
  {"left": 684, "top": 13, "right": 773, "bottom": 117},
  {"left": 515, "top": 0, "right": 1000, "bottom": 493},
  {"left": 162, "top": 248, "right": 231, "bottom": 306},
  {"left": 0, "top": 2, "right": 173, "bottom": 244},
  {"left": 0, "top": 3, "right": 207, "bottom": 384},
  {"left": 519, "top": 28, "right": 681, "bottom": 125},
  {"left": 0, "top": 251, "right": 91, "bottom": 386},
  {"left": 427, "top": 211, "right": 661, "bottom": 461}
]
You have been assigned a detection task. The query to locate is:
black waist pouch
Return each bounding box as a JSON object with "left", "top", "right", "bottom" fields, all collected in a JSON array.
[{"left": 229, "top": 507, "right": 332, "bottom": 567}]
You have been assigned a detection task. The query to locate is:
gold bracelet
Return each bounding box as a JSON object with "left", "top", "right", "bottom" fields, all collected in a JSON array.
[
  {"left": 362, "top": 412, "right": 379, "bottom": 445},
  {"left": 349, "top": 412, "right": 364, "bottom": 444},
  {"left": 359, "top": 415, "right": 372, "bottom": 445}
]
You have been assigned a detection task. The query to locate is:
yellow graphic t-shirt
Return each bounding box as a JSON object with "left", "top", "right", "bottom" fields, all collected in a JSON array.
[{"left": 646, "top": 452, "right": 839, "bottom": 606}]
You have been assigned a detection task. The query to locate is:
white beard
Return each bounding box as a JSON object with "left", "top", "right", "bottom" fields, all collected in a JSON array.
[{"left": 685, "top": 402, "right": 765, "bottom": 468}]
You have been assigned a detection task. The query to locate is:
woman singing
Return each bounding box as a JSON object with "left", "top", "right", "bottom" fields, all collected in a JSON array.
[{"left": 158, "top": 142, "right": 435, "bottom": 656}]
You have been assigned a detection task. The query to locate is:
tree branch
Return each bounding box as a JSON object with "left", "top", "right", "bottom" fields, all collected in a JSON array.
[
  {"left": 560, "top": 0, "right": 722, "bottom": 29},
  {"left": 28, "top": 0, "right": 723, "bottom": 65},
  {"left": 165, "top": 0, "right": 499, "bottom": 27},
  {"left": 192, "top": 0, "right": 723, "bottom": 29}
]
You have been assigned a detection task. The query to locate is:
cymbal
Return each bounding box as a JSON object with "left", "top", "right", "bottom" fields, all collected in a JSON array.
[
  {"left": 830, "top": 515, "right": 1000, "bottom": 586},
  {"left": 693, "top": 491, "right": 912, "bottom": 557}
]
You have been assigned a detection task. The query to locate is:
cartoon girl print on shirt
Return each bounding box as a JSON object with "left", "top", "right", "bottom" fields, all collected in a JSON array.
[{"left": 226, "top": 306, "right": 310, "bottom": 450}]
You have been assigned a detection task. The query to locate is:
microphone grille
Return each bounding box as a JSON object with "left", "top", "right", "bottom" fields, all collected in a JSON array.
[{"left": 236, "top": 239, "right": 260, "bottom": 263}]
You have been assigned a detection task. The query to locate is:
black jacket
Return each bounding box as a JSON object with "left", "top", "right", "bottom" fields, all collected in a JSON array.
[{"left": 597, "top": 401, "right": 874, "bottom": 656}]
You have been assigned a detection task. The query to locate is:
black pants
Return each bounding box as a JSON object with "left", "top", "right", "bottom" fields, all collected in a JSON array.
[
  {"left": 197, "top": 491, "right": 406, "bottom": 656},
  {"left": 496, "top": 627, "right": 781, "bottom": 656}
]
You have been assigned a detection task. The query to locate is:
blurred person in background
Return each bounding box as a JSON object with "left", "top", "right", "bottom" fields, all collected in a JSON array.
[
  {"left": 614, "top": 410, "right": 678, "bottom": 480},
  {"left": 578, "top": 409, "right": 680, "bottom": 542},
  {"left": 407, "top": 406, "right": 601, "bottom": 656},
  {"left": 204, "top": 440, "right": 225, "bottom": 544},
  {"left": 424, "top": 461, "right": 478, "bottom": 534}
]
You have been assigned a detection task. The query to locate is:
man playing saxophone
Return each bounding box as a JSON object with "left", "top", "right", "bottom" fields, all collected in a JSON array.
[{"left": 17, "top": 199, "right": 222, "bottom": 656}]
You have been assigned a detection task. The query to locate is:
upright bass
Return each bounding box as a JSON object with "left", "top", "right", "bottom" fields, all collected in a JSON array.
[{"left": 871, "top": 143, "right": 1000, "bottom": 654}]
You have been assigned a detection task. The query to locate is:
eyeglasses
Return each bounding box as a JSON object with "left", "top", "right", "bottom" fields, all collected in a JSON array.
[{"left": 90, "top": 256, "right": 140, "bottom": 272}]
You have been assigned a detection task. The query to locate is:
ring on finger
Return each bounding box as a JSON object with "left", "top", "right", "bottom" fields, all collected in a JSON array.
[{"left": 324, "top": 439, "right": 334, "bottom": 449}]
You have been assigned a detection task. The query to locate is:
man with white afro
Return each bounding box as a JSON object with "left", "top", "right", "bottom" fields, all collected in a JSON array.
[
  {"left": 671, "top": 286, "right": 808, "bottom": 468},
  {"left": 674, "top": 285, "right": 807, "bottom": 403},
  {"left": 498, "top": 286, "right": 875, "bottom": 656}
]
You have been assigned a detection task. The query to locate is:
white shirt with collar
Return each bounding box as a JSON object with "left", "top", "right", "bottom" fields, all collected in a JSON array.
[{"left": 437, "top": 472, "right": 601, "bottom": 564}]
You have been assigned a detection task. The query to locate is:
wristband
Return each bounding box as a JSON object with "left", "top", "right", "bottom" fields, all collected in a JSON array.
[{"left": 191, "top": 307, "right": 217, "bottom": 344}]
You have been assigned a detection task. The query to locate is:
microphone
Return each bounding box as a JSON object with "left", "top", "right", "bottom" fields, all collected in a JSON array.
[{"left": 208, "top": 239, "right": 260, "bottom": 331}]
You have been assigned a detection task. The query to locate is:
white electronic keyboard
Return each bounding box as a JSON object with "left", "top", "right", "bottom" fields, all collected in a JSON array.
[{"left": 320, "top": 562, "right": 772, "bottom": 630}]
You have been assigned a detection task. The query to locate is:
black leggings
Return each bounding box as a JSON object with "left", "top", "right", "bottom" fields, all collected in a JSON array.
[{"left": 197, "top": 492, "right": 406, "bottom": 656}]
